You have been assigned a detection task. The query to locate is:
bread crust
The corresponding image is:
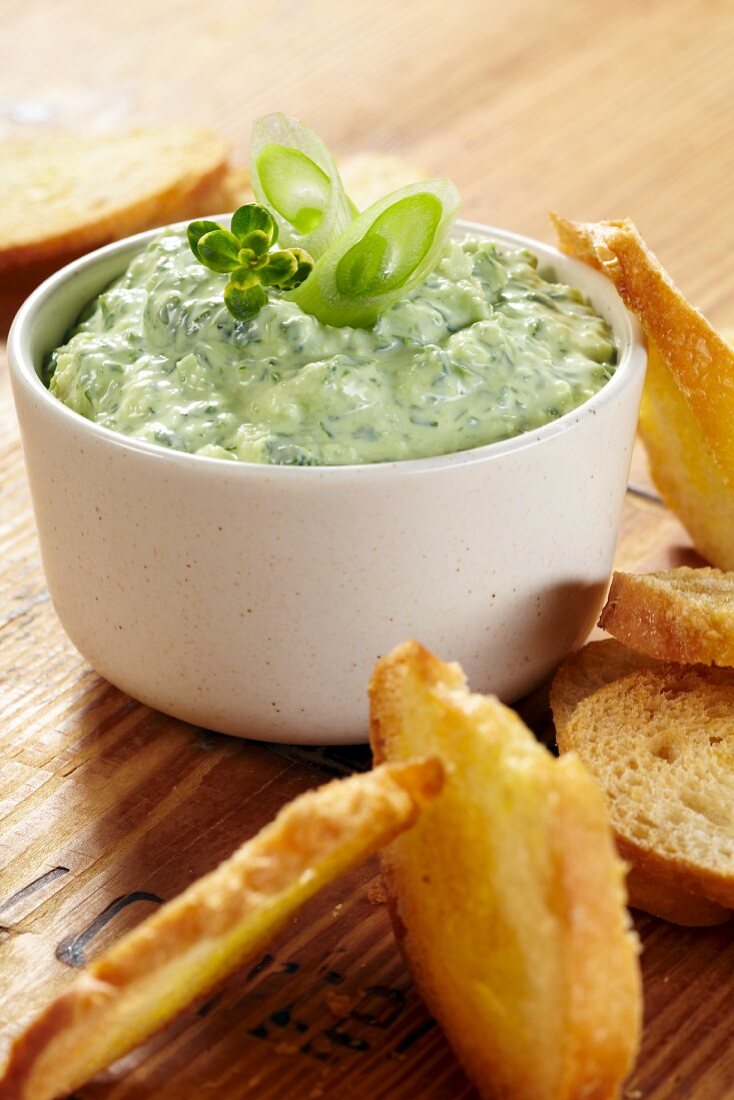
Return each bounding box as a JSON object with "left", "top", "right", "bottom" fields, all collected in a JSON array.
[
  {"left": 599, "top": 568, "right": 734, "bottom": 666},
  {"left": 550, "top": 213, "right": 734, "bottom": 487},
  {"left": 552, "top": 642, "right": 733, "bottom": 925},
  {"left": 0, "top": 759, "right": 443, "bottom": 1100},
  {"left": 556, "top": 664, "right": 734, "bottom": 922},
  {"left": 639, "top": 341, "right": 734, "bottom": 570},
  {"left": 370, "top": 641, "right": 641, "bottom": 1100},
  {"left": 0, "top": 127, "right": 233, "bottom": 272}
]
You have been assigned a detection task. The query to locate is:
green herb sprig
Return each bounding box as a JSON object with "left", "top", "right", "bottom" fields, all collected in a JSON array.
[{"left": 187, "top": 204, "right": 314, "bottom": 321}]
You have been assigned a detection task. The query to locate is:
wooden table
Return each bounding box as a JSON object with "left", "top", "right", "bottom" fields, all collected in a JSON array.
[{"left": 1, "top": 1, "right": 733, "bottom": 1096}]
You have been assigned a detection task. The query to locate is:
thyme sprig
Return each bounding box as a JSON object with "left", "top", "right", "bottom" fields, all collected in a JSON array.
[{"left": 187, "top": 204, "right": 314, "bottom": 322}]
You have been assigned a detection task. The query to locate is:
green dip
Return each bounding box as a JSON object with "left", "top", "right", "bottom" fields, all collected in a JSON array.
[{"left": 47, "top": 230, "right": 617, "bottom": 466}]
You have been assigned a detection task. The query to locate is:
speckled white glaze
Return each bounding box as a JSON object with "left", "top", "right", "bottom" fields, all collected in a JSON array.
[{"left": 8, "top": 220, "right": 646, "bottom": 743}]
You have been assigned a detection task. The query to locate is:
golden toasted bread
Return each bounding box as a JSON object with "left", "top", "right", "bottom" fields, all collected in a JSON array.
[
  {"left": 1, "top": 126, "right": 234, "bottom": 272},
  {"left": 599, "top": 567, "right": 734, "bottom": 666},
  {"left": 556, "top": 665, "right": 734, "bottom": 926},
  {"left": 551, "top": 642, "right": 732, "bottom": 924},
  {"left": 213, "top": 163, "right": 254, "bottom": 210},
  {"left": 370, "top": 641, "right": 641, "bottom": 1100},
  {"left": 0, "top": 759, "right": 443, "bottom": 1100},
  {"left": 550, "top": 214, "right": 734, "bottom": 486},
  {"left": 639, "top": 340, "right": 734, "bottom": 569},
  {"left": 338, "top": 152, "right": 429, "bottom": 210},
  {"left": 550, "top": 638, "right": 661, "bottom": 737}
]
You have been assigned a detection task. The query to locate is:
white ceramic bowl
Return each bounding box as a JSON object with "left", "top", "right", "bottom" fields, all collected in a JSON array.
[{"left": 8, "top": 220, "right": 646, "bottom": 744}]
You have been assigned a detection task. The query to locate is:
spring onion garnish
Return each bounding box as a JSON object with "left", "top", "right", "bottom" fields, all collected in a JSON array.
[
  {"left": 187, "top": 204, "right": 314, "bottom": 321},
  {"left": 289, "top": 179, "right": 460, "bottom": 329},
  {"left": 249, "top": 113, "right": 356, "bottom": 259}
]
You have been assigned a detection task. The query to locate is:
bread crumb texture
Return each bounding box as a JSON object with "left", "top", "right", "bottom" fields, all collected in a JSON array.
[
  {"left": 559, "top": 664, "right": 734, "bottom": 912},
  {"left": 0, "top": 126, "right": 233, "bottom": 271}
]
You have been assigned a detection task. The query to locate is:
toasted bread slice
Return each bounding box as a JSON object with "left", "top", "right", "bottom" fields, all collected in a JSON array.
[
  {"left": 0, "top": 127, "right": 234, "bottom": 272},
  {"left": 552, "top": 213, "right": 734, "bottom": 567},
  {"left": 212, "top": 163, "right": 254, "bottom": 211},
  {"left": 551, "top": 643, "right": 731, "bottom": 925},
  {"left": 556, "top": 665, "right": 734, "bottom": 925},
  {"left": 550, "top": 214, "right": 734, "bottom": 487},
  {"left": 599, "top": 568, "right": 734, "bottom": 666},
  {"left": 338, "top": 152, "right": 429, "bottom": 211},
  {"left": 550, "top": 638, "right": 661, "bottom": 737},
  {"left": 639, "top": 340, "right": 734, "bottom": 570},
  {"left": 0, "top": 759, "right": 443, "bottom": 1100},
  {"left": 370, "top": 641, "right": 641, "bottom": 1100}
]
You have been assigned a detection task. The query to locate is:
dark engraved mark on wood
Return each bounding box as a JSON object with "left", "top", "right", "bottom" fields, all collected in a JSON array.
[
  {"left": 234, "top": 956, "right": 303, "bottom": 1017},
  {"left": 269, "top": 1004, "right": 308, "bottom": 1033},
  {"left": 351, "top": 986, "right": 406, "bottom": 1029},
  {"left": 56, "top": 891, "right": 164, "bottom": 968},
  {"left": 300, "top": 987, "right": 405, "bottom": 1063},
  {"left": 249, "top": 1001, "right": 310, "bottom": 1042},
  {"left": 323, "top": 970, "right": 344, "bottom": 985},
  {"left": 394, "top": 1019, "right": 437, "bottom": 1054},
  {"left": 246, "top": 952, "right": 274, "bottom": 982},
  {"left": 0, "top": 866, "right": 70, "bottom": 915},
  {"left": 321, "top": 1024, "right": 370, "bottom": 1053},
  {"left": 196, "top": 993, "right": 223, "bottom": 1018},
  {"left": 299, "top": 1033, "right": 340, "bottom": 1064},
  {"left": 244, "top": 970, "right": 402, "bottom": 1065}
]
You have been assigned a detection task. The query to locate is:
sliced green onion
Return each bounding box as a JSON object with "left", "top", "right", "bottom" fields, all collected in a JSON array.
[
  {"left": 289, "top": 180, "right": 460, "bottom": 328},
  {"left": 249, "top": 113, "right": 355, "bottom": 258}
]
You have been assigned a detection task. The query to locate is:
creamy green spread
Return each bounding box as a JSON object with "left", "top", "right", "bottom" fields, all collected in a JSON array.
[{"left": 47, "top": 230, "right": 617, "bottom": 466}]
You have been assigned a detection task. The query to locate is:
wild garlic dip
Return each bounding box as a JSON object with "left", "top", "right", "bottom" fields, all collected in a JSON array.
[{"left": 47, "top": 230, "right": 617, "bottom": 466}]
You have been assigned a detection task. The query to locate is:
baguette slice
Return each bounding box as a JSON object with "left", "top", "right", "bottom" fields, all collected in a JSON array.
[
  {"left": 338, "top": 152, "right": 429, "bottom": 211},
  {"left": 599, "top": 568, "right": 734, "bottom": 666},
  {"left": 552, "top": 213, "right": 734, "bottom": 568},
  {"left": 370, "top": 641, "right": 641, "bottom": 1100},
  {"left": 556, "top": 665, "right": 734, "bottom": 925},
  {"left": 550, "top": 638, "right": 661, "bottom": 737},
  {"left": 639, "top": 339, "right": 734, "bottom": 570},
  {"left": 0, "top": 126, "right": 234, "bottom": 272},
  {"left": 550, "top": 214, "right": 734, "bottom": 487},
  {"left": 0, "top": 759, "right": 443, "bottom": 1100},
  {"left": 552, "top": 642, "right": 731, "bottom": 924}
]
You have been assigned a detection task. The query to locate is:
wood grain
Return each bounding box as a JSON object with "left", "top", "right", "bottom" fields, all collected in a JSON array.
[{"left": 1, "top": 0, "right": 733, "bottom": 1096}]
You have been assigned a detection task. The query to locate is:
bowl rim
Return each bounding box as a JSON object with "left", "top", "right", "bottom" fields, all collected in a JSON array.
[{"left": 8, "top": 217, "right": 646, "bottom": 480}]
